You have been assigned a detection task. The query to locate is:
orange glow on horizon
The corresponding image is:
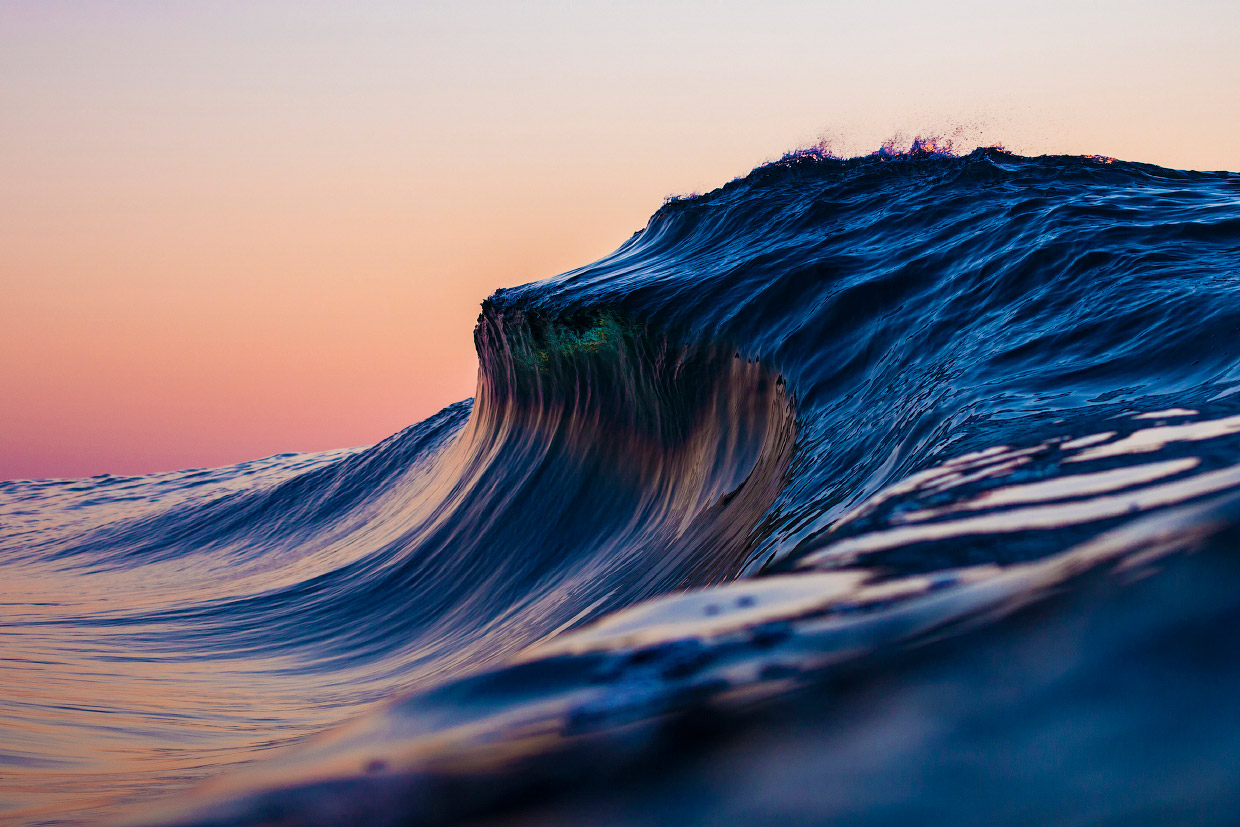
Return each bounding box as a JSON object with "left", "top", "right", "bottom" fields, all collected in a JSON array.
[{"left": 3, "top": 1, "right": 1238, "bottom": 480}]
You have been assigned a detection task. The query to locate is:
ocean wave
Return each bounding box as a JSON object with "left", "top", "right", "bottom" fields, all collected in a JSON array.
[{"left": 3, "top": 146, "right": 1240, "bottom": 825}]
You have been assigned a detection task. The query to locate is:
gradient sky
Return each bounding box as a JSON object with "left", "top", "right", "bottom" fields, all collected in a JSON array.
[{"left": 2, "top": 0, "right": 1238, "bottom": 481}]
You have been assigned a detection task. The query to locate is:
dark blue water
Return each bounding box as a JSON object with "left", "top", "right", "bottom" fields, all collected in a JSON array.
[{"left": 3, "top": 145, "right": 1240, "bottom": 825}]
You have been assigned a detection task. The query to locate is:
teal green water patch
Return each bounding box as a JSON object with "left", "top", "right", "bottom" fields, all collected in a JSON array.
[{"left": 513, "top": 312, "right": 645, "bottom": 372}]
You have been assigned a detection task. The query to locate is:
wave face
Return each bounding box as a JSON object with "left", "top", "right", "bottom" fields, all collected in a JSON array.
[{"left": 3, "top": 147, "right": 1240, "bottom": 825}]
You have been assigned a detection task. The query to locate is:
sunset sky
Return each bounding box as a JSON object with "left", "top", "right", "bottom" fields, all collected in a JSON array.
[{"left": 3, "top": 0, "right": 1238, "bottom": 481}]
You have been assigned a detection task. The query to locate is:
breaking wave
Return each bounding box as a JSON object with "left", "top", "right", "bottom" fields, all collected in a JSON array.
[{"left": 3, "top": 145, "right": 1240, "bottom": 825}]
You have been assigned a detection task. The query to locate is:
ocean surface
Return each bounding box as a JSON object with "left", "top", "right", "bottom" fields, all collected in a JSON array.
[{"left": 3, "top": 145, "right": 1240, "bottom": 825}]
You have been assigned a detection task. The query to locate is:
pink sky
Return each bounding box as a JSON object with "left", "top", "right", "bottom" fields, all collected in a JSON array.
[{"left": 2, "top": 0, "right": 1238, "bottom": 481}]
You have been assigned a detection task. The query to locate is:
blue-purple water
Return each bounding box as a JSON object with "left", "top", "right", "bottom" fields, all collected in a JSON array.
[{"left": 3, "top": 146, "right": 1240, "bottom": 825}]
